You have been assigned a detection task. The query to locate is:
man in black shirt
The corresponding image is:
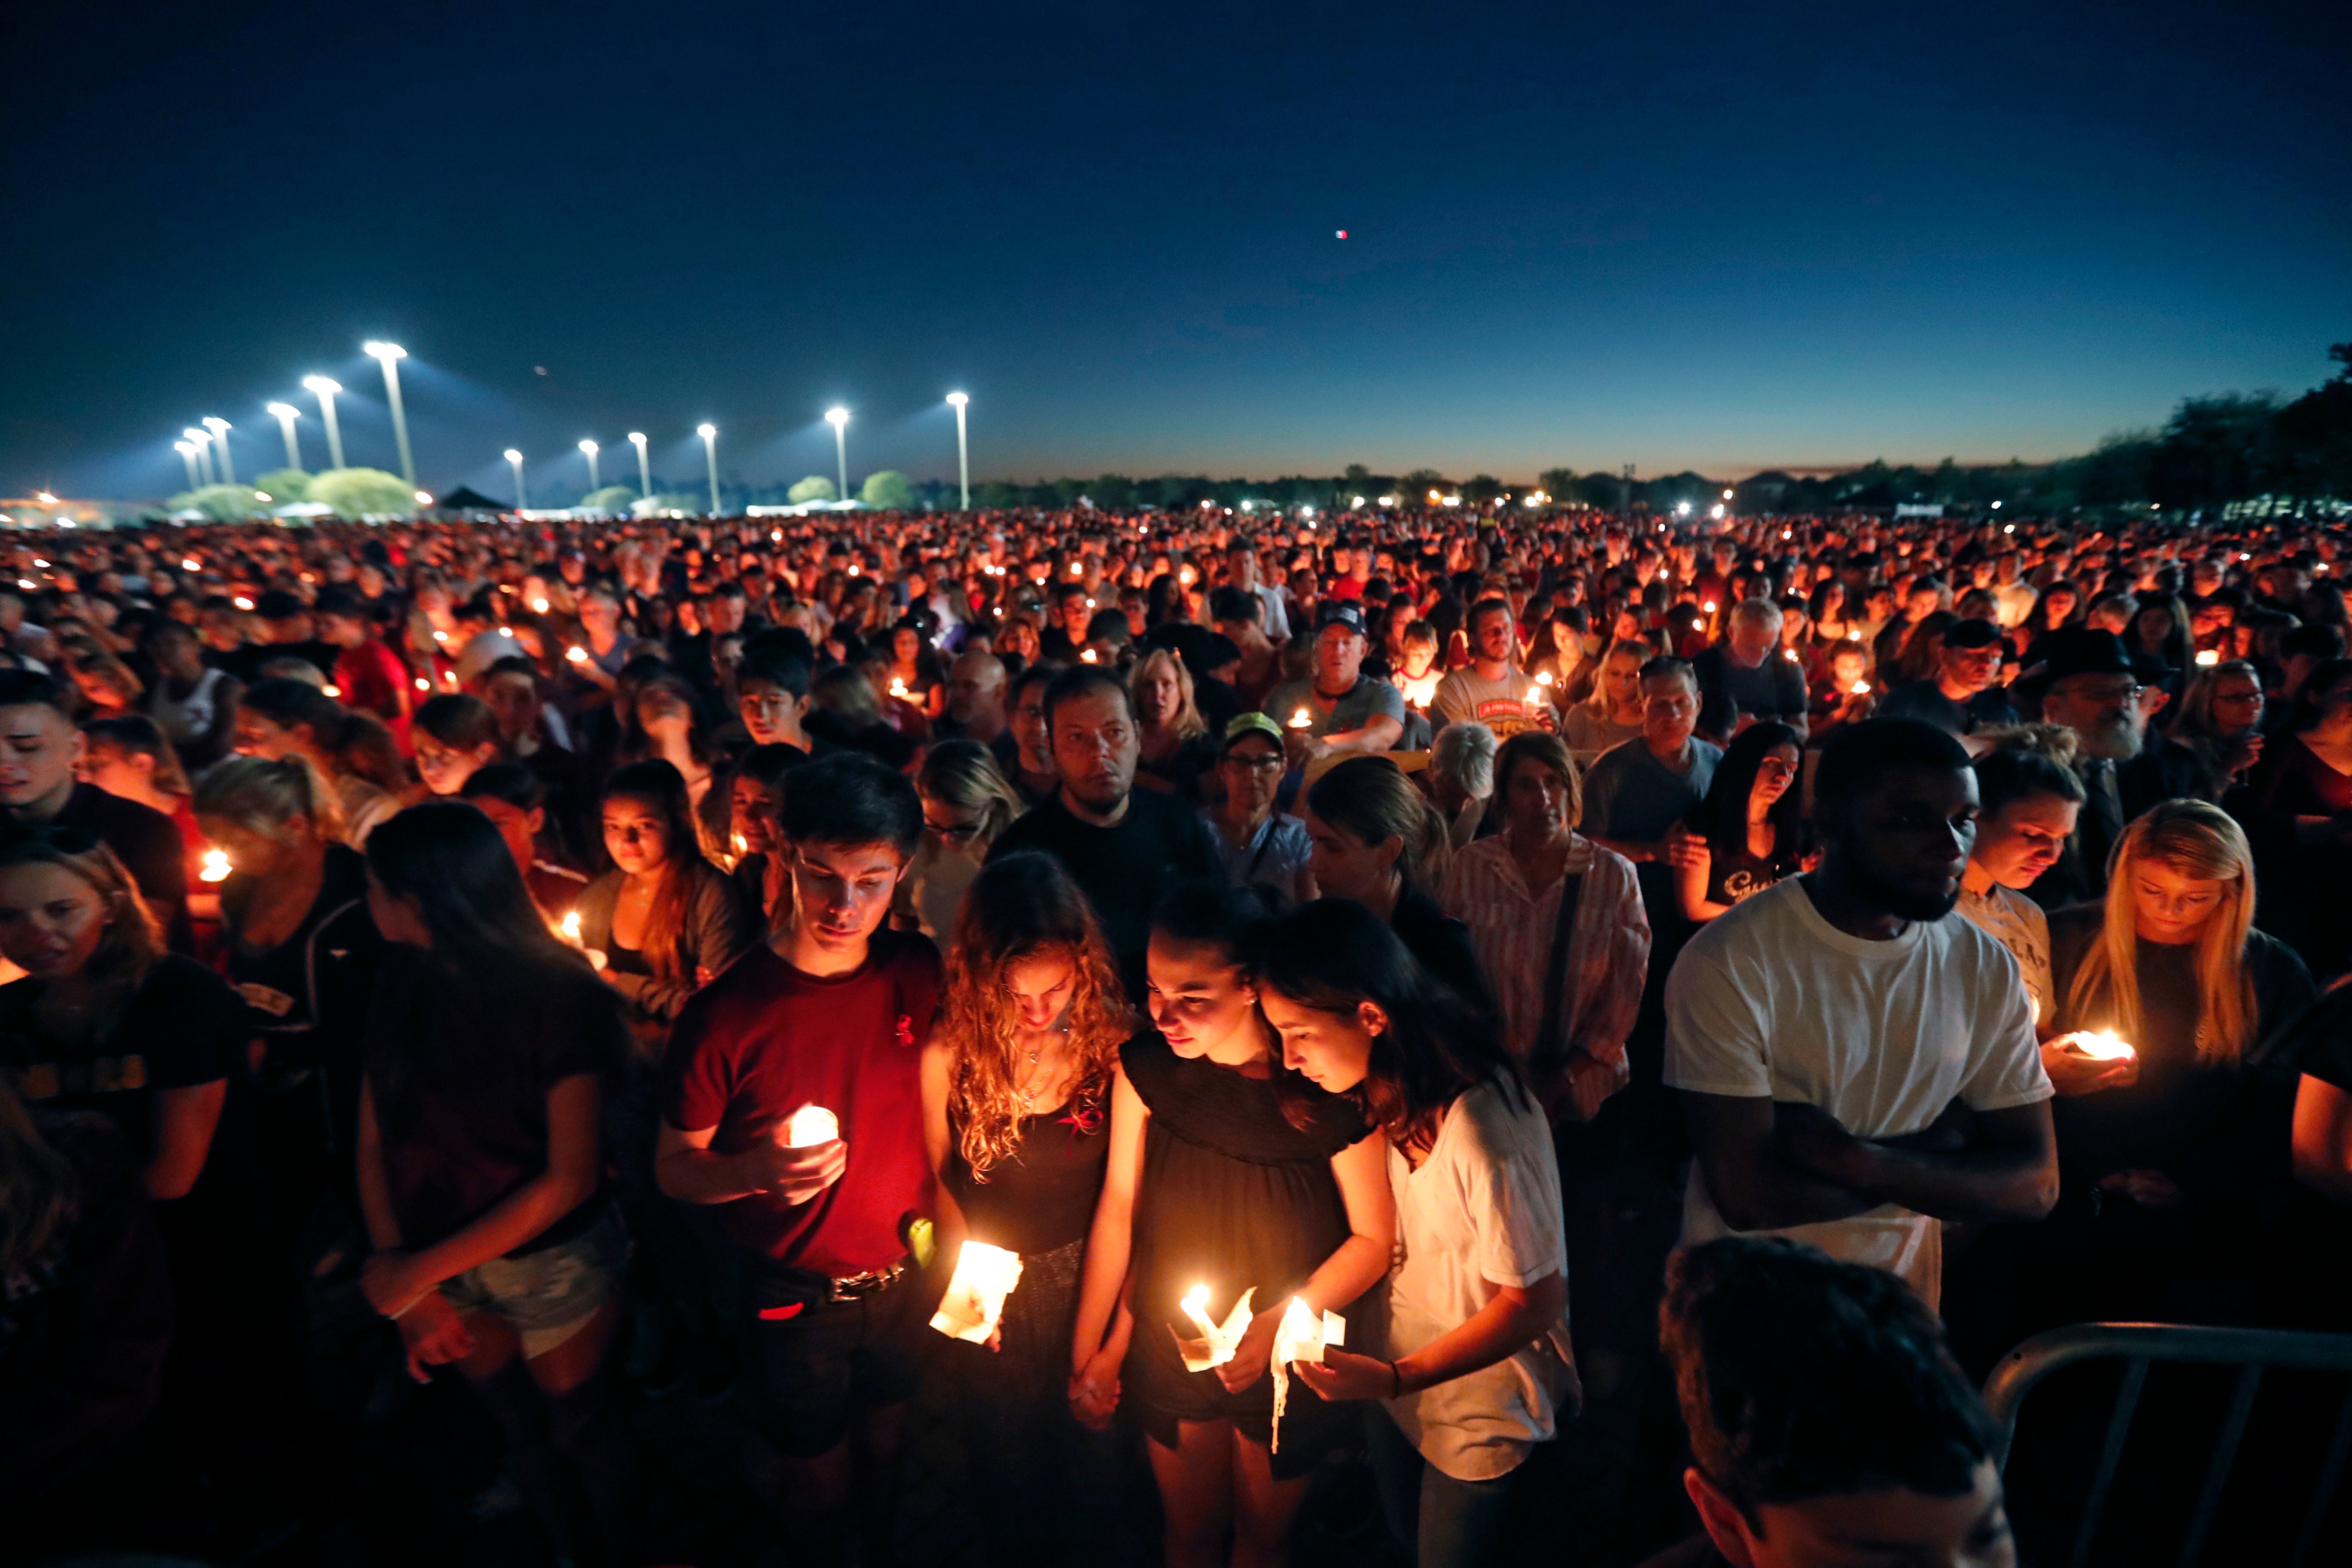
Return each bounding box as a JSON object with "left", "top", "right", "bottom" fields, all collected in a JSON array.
[
  {"left": 1692, "top": 599, "right": 1809, "bottom": 744},
  {"left": 1878, "top": 618, "right": 2018, "bottom": 738},
  {"left": 988, "top": 665, "right": 1220, "bottom": 998},
  {"left": 0, "top": 671, "right": 190, "bottom": 950}
]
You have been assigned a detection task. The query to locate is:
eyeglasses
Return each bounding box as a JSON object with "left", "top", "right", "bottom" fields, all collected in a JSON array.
[
  {"left": 1222, "top": 753, "right": 1285, "bottom": 774},
  {"left": 924, "top": 820, "right": 986, "bottom": 845}
]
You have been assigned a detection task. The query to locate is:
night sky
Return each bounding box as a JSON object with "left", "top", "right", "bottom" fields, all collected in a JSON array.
[{"left": 6, "top": 1, "right": 2346, "bottom": 502}]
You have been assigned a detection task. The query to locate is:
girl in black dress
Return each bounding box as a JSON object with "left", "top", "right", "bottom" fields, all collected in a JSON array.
[
  {"left": 1670, "top": 720, "right": 1806, "bottom": 924},
  {"left": 1069, "top": 880, "right": 1394, "bottom": 1568},
  {"left": 922, "top": 851, "right": 1133, "bottom": 1564}
]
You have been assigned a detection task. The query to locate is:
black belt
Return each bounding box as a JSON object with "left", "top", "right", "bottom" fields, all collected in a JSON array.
[{"left": 826, "top": 1256, "right": 913, "bottom": 1301}]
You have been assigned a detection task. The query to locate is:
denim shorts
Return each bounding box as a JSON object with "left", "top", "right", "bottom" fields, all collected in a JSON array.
[{"left": 439, "top": 1205, "right": 631, "bottom": 1358}]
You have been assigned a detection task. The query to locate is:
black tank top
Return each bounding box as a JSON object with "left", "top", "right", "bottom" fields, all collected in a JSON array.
[{"left": 945, "top": 1095, "right": 1111, "bottom": 1256}]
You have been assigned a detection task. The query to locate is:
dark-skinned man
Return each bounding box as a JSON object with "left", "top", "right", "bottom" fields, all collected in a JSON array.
[{"left": 1665, "top": 718, "right": 2057, "bottom": 1308}]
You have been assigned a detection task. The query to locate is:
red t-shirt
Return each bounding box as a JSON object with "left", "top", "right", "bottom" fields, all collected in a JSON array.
[
  {"left": 660, "top": 932, "right": 941, "bottom": 1276},
  {"left": 335, "top": 639, "right": 413, "bottom": 744}
]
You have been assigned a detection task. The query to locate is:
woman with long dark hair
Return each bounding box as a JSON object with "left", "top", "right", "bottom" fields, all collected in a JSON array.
[
  {"left": 1068, "top": 880, "right": 1393, "bottom": 1568},
  {"left": 923, "top": 852, "right": 1135, "bottom": 1563},
  {"left": 1265, "top": 899, "right": 1574, "bottom": 1568},
  {"left": 1302, "top": 756, "right": 1487, "bottom": 1012},
  {"left": 411, "top": 692, "right": 508, "bottom": 798},
  {"left": 1670, "top": 720, "right": 1806, "bottom": 924},
  {"left": 354, "top": 801, "right": 637, "bottom": 1564},
  {"left": 577, "top": 759, "right": 759, "bottom": 1037}
]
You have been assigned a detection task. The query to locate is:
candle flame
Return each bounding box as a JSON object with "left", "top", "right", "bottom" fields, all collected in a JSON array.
[
  {"left": 929, "top": 1241, "right": 1024, "bottom": 1344},
  {"left": 1288, "top": 708, "right": 1311, "bottom": 729},
  {"left": 889, "top": 677, "right": 909, "bottom": 697},
  {"left": 2195, "top": 649, "right": 2219, "bottom": 667},
  {"left": 1536, "top": 669, "right": 1554, "bottom": 686},
  {"left": 199, "top": 848, "right": 232, "bottom": 883},
  {"left": 1080, "top": 649, "right": 1098, "bottom": 663},
  {"left": 2073, "top": 1030, "right": 2137, "bottom": 1061},
  {"left": 782, "top": 1105, "right": 839, "bottom": 1148},
  {"left": 1851, "top": 680, "right": 1871, "bottom": 695},
  {"left": 560, "top": 910, "right": 581, "bottom": 943},
  {"left": 1175, "top": 1284, "right": 1256, "bottom": 1372},
  {"left": 567, "top": 645, "right": 589, "bottom": 663},
  {"left": 531, "top": 597, "right": 550, "bottom": 613},
  {"left": 322, "top": 683, "right": 341, "bottom": 697}
]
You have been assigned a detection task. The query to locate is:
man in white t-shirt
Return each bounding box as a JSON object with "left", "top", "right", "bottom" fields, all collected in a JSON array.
[{"left": 1665, "top": 718, "right": 2057, "bottom": 1308}]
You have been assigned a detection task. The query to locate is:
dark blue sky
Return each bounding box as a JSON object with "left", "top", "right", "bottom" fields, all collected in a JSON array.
[{"left": 6, "top": 1, "right": 2346, "bottom": 501}]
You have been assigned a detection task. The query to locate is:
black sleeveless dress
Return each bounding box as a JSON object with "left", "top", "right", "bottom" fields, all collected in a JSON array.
[{"left": 1121, "top": 1029, "right": 1371, "bottom": 1476}]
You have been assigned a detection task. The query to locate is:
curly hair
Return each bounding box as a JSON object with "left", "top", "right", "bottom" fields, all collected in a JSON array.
[{"left": 937, "top": 853, "right": 1134, "bottom": 1180}]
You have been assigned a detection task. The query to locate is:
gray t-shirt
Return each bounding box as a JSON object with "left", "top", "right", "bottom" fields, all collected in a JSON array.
[
  {"left": 1578, "top": 736, "right": 1722, "bottom": 926},
  {"left": 1263, "top": 675, "right": 1408, "bottom": 742}
]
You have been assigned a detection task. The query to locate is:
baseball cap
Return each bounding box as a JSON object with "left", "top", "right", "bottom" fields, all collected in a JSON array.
[
  {"left": 1942, "top": 619, "right": 2003, "bottom": 652},
  {"left": 1314, "top": 601, "right": 1368, "bottom": 637},
  {"left": 1220, "top": 711, "right": 1285, "bottom": 753}
]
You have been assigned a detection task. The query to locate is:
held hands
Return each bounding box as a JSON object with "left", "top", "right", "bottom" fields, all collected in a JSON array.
[
  {"left": 1068, "top": 1347, "right": 1123, "bottom": 1430},
  {"left": 748, "top": 1134, "right": 849, "bottom": 1206},
  {"left": 2041, "top": 1035, "right": 2141, "bottom": 1096},
  {"left": 2099, "top": 1168, "right": 2187, "bottom": 1209},
  {"left": 1216, "top": 1306, "right": 1280, "bottom": 1394},
  {"left": 392, "top": 1290, "right": 476, "bottom": 1383},
  {"left": 1293, "top": 1347, "right": 1397, "bottom": 1403},
  {"left": 361, "top": 1247, "right": 431, "bottom": 1319}
]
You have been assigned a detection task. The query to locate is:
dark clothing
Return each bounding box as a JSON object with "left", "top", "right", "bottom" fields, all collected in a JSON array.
[
  {"left": 364, "top": 947, "right": 627, "bottom": 1254},
  {"left": 0, "top": 1110, "right": 172, "bottom": 1501},
  {"left": 1877, "top": 678, "right": 2018, "bottom": 737},
  {"left": 744, "top": 1265, "right": 928, "bottom": 1458},
  {"left": 1701, "top": 836, "right": 1790, "bottom": 909},
  {"left": 1691, "top": 646, "right": 1808, "bottom": 739},
  {"left": 990, "top": 788, "right": 1222, "bottom": 997},
  {"left": 946, "top": 1099, "right": 1110, "bottom": 1259},
  {"left": 576, "top": 859, "right": 761, "bottom": 1026},
  {"left": 2115, "top": 736, "right": 2211, "bottom": 824},
  {"left": 2046, "top": 907, "right": 2316, "bottom": 1206},
  {"left": 0, "top": 954, "right": 245, "bottom": 1169},
  {"left": 220, "top": 844, "right": 379, "bottom": 1090},
  {"left": 2027, "top": 758, "right": 2124, "bottom": 912},
  {"left": 49, "top": 781, "right": 192, "bottom": 953},
  {"left": 661, "top": 934, "right": 942, "bottom": 1275},
  {"left": 1119, "top": 1028, "right": 1370, "bottom": 1476},
  {"left": 2240, "top": 733, "right": 2352, "bottom": 979},
  {"left": 1392, "top": 887, "right": 1495, "bottom": 1020}
]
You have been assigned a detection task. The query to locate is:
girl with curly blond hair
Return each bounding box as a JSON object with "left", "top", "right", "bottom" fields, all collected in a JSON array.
[{"left": 920, "top": 849, "right": 1135, "bottom": 1562}]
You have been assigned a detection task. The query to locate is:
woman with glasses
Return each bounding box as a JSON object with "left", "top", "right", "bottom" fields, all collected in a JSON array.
[
  {"left": 1199, "top": 714, "right": 1314, "bottom": 904},
  {"left": 897, "top": 739, "right": 1024, "bottom": 943},
  {"left": 2157, "top": 658, "right": 2266, "bottom": 805},
  {"left": 1669, "top": 721, "right": 1808, "bottom": 925}
]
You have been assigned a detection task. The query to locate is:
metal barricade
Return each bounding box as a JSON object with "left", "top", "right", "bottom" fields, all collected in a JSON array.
[{"left": 1982, "top": 1322, "right": 2352, "bottom": 1568}]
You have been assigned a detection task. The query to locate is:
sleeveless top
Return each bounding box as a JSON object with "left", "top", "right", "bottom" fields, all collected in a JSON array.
[{"left": 945, "top": 1092, "right": 1111, "bottom": 1257}]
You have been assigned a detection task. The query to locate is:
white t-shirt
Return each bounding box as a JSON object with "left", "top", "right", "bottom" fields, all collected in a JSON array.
[
  {"left": 1663, "top": 876, "right": 2050, "bottom": 1307},
  {"left": 1381, "top": 1080, "right": 1580, "bottom": 1481}
]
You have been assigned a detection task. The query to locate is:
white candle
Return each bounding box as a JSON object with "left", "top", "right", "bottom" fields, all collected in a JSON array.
[
  {"left": 928, "top": 1241, "right": 1024, "bottom": 1344},
  {"left": 1175, "top": 1284, "right": 1256, "bottom": 1373},
  {"left": 783, "top": 1106, "right": 840, "bottom": 1148},
  {"left": 199, "top": 849, "right": 232, "bottom": 884},
  {"left": 558, "top": 910, "right": 582, "bottom": 946},
  {"left": 1287, "top": 708, "right": 1311, "bottom": 729},
  {"left": 1268, "top": 1296, "right": 1348, "bottom": 1454},
  {"left": 2068, "top": 1030, "right": 2137, "bottom": 1062}
]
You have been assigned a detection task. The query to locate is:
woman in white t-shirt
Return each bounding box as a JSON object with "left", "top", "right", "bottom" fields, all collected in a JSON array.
[{"left": 1259, "top": 898, "right": 1576, "bottom": 1568}]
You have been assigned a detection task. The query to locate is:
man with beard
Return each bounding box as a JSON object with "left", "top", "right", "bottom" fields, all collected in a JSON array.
[
  {"left": 987, "top": 664, "right": 1220, "bottom": 998},
  {"left": 2016, "top": 630, "right": 2167, "bottom": 908},
  {"left": 1664, "top": 719, "right": 2056, "bottom": 1307}
]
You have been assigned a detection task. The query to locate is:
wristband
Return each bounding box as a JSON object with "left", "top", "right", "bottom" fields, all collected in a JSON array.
[{"left": 1388, "top": 1359, "right": 1404, "bottom": 1398}]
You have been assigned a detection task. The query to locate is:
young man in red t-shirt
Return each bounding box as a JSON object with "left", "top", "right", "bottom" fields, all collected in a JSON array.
[
  {"left": 315, "top": 588, "right": 414, "bottom": 743},
  {"left": 655, "top": 753, "right": 938, "bottom": 1561}
]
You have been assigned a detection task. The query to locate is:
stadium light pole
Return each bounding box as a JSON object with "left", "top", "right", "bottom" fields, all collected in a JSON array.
[
  {"left": 628, "top": 432, "right": 650, "bottom": 499},
  {"left": 202, "top": 416, "right": 235, "bottom": 484},
  {"left": 505, "top": 449, "right": 527, "bottom": 510},
  {"left": 175, "top": 441, "right": 201, "bottom": 490},
  {"left": 579, "top": 439, "right": 600, "bottom": 494},
  {"left": 946, "top": 392, "right": 970, "bottom": 511},
  {"left": 698, "top": 424, "right": 720, "bottom": 517},
  {"left": 362, "top": 342, "right": 414, "bottom": 487},
  {"left": 266, "top": 402, "right": 303, "bottom": 469},
  {"left": 183, "top": 429, "right": 216, "bottom": 486},
  {"left": 825, "top": 406, "right": 850, "bottom": 503},
  {"left": 302, "top": 376, "right": 345, "bottom": 469}
]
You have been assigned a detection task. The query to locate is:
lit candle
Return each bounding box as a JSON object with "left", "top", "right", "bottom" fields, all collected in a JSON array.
[
  {"left": 1536, "top": 669, "right": 1554, "bottom": 687},
  {"left": 234, "top": 596, "right": 254, "bottom": 611},
  {"left": 889, "top": 677, "right": 909, "bottom": 698},
  {"left": 567, "top": 645, "right": 590, "bottom": 664},
  {"left": 1175, "top": 1283, "right": 1256, "bottom": 1373},
  {"left": 199, "top": 849, "right": 232, "bottom": 883},
  {"left": 1850, "top": 680, "right": 1871, "bottom": 695},
  {"left": 1269, "top": 1296, "right": 1348, "bottom": 1454},
  {"left": 929, "top": 1240, "right": 1024, "bottom": 1344},
  {"left": 782, "top": 1106, "right": 840, "bottom": 1148},
  {"left": 182, "top": 558, "right": 202, "bottom": 572},
  {"left": 413, "top": 677, "right": 430, "bottom": 692},
  {"left": 531, "top": 597, "right": 550, "bottom": 613},
  {"left": 2068, "top": 1030, "right": 2137, "bottom": 1062},
  {"left": 1703, "top": 600, "right": 1718, "bottom": 614},
  {"left": 1080, "top": 648, "right": 1098, "bottom": 664},
  {"left": 322, "top": 683, "right": 342, "bottom": 697},
  {"left": 1288, "top": 708, "right": 1312, "bottom": 729},
  {"left": 2195, "top": 649, "right": 2219, "bottom": 668},
  {"left": 559, "top": 910, "right": 582, "bottom": 946}
]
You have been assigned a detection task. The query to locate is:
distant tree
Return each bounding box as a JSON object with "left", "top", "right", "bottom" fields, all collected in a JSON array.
[
  {"left": 1461, "top": 474, "right": 1504, "bottom": 505},
  {"left": 1090, "top": 474, "right": 1138, "bottom": 510},
  {"left": 170, "top": 484, "right": 272, "bottom": 521},
  {"left": 788, "top": 475, "right": 837, "bottom": 505},
  {"left": 307, "top": 467, "right": 413, "bottom": 518},
  {"left": 253, "top": 468, "right": 310, "bottom": 504},
  {"left": 860, "top": 471, "right": 916, "bottom": 510},
  {"left": 1399, "top": 469, "right": 1450, "bottom": 503},
  {"left": 2148, "top": 393, "right": 2281, "bottom": 509},
  {"left": 2274, "top": 358, "right": 2352, "bottom": 501},
  {"left": 581, "top": 485, "right": 639, "bottom": 514},
  {"left": 1537, "top": 467, "right": 1580, "bottom": 501},
  {"left": 973, "top": 480, "right": 1022, "bottom": 509}
]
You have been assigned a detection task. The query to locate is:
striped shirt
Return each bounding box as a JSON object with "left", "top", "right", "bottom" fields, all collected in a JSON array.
[{"left": 1441, "top": 834, "right": 1651, "bottom": 1091}]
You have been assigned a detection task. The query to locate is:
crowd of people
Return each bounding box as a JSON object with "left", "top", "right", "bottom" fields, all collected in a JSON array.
[{"left": 4, "top": 501, "right": 2350, "bottom": 1568}]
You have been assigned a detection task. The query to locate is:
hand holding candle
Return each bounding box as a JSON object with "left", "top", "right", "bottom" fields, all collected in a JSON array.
[
  {"left": 1267, "top": 1297, "right": 1348, "bottom": 1453},
  {"left": 930, "top": 1241, "right": 1024, "bottom": 1344},
  {"left": 1174, "top": 1284, "right": 1256, "bottom": 1373},
  {"left": 2040, "top": 1030, "right": 2140, "bottom": 1095},
  {"left": 750, "top": 1105, "right": 847, "bottom": 1204}
]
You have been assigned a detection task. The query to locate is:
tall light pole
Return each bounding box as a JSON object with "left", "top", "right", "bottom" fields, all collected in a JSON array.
[
  {"left": 945, "top": 392, "right": 970, "bottom": 511},
  {"left": 266, "top": 403, "right": 303, "bottom": 469},
  {"left": 363, "top": 342, "right": 414, "bottom": 487},
  {"left": 698, "top": 425, "right": 720, "bottom": 517},
  {"left": 175, "top": 441, "right": 202, "bottom": 491},
  {"left": 202, "top": 416, "right": 235, "bottom": 484},
  {"left": 825, "top": 406, "right": 850, "bottom": 503},
  {"left": 505, "top": 449, "right": 527, "bottom": 509},
  {"left": 628, "top": 432, "right": 650, "bottom": 500},
  {"left": 579, "top": 439, "right": 601, "bottom": 495},
  {"left": 183, "top": 429, "right": 216, "bottom": 486},
  {"left": 303, "top": 376, "right": 346, "bottom": 469}
]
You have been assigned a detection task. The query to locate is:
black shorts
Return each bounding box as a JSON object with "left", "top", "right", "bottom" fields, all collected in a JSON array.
[
  {"left": 1125, "top": 1321, "right": 1356, "bottom": 1482},
  {"left": 744, "top": 1262, "right": 927, "bottom": 1458}
]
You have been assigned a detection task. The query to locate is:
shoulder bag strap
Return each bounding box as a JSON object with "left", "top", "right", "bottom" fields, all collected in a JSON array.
[{"left": 1529, "top": 873, "right": 1586, "bottom": 1075}]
